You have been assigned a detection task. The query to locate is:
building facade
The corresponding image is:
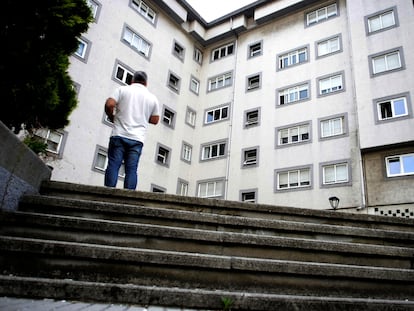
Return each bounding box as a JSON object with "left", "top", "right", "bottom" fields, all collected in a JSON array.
[{"left": 41, "top": 0, "right": 414, "bottom": 215}]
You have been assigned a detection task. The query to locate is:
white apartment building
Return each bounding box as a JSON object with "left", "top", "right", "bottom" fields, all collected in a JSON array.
[{"left": 40, "top": 0, "right": 414, "bottom": 215}]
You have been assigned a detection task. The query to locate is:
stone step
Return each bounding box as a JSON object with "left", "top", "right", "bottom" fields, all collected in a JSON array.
[
  {"left": 0, "top": 236, "right": 413, "bottom": 300},
  {"left": 1, "top": 276, "right": 413, "bottom": 311},
  {"left": 18, "top": 195, "right": 414, "bottom": 249},
  {"left": 1, "top": 211, "right": 413, "bottom": 269}
]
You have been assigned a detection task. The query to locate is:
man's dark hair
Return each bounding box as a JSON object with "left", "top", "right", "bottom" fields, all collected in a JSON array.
[{"left": 133, "top": 71, "right": 147, "bottom": 84}]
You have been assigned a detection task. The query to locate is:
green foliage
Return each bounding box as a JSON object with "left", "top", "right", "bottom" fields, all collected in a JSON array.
[
  {"left": 1, "top": 0, "right": 93, "bottom": 132},
  {"left": 23, "top": 135, "right": 48, "bottom": 155},
  {"left": 221, "top": 297, "right": 234, "bottom": 311}
]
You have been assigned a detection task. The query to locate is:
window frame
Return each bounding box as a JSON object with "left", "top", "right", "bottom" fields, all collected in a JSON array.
[
  {"left": 172, "top": 40, "right": 185, "bottom": 61},
  {"left": 151, "top": 184, "right": 166, "bottom": 193},
  {"left": 177, "top": 178, "right": 189, "bottom": 196},
  {"left": 246, "top": 73, "right": 262, "bottom": 92},
  {"left": 315, "top": 34, "right": 342, "bottom": 59},
  {"left": 241, "top": 146, "right": 259, "bottom": 168},
  {"left": 204, "top": 104, "right": 230, "bottom": 125},
  {"left": 113, "top": 61, "right": 134, "bottom": 85},
  {"left": 277, "top": 45, "right": 309, "bottom": 71},
  {"left": 317, "top": 71, "right": 345, "bottom": 97},
  {"left": 185, "top": 106, "right": 196, "bottom": 128},
  {"left": 130, "top": 0, "right": 157, "bottom": 25},
  {"left": 181, "top": 141, "right": 193, "bottom": 163},
  {"left": 86, "top": 0, "right": 101, "bottom": 21},
  {"left": 385, "top": 153, "right": 414, "bottom": 178},
  {"left": 92, "top": 145, "right": 125, "bottom": 178},
  {"left": 365, "top": 6, "right": 399, "bottom": 35},
  {"left": 196, "top": 177, "right": 225, "bottom": 199},
  {"left": 190, "top": 76, "right": 200, "bottom": 95},
  {"left": 162, "top": 105, "right": 176, "bottom": 129},
  {"left": 211, "top": 42, "right": 235, "bottom": 62},
  {"left": 318, "top": 113, "right": 348, "bottom": 141},
  {"left": 200, "top": 139, "right": 227, "bottom": 162},
  {"left": 244, "top": 107, "right": 261, "bottom": 128},
  {"left": 167, "top": 70, "right": 181, "bottom": 93},
  {"left": 277, "top": 81, "right": 311, "bottom": 107},
  {"left": 240, "top": 189, "right": 258, "bottom": 203},
  {"left": 320, "top": 159, "right": 352, "bottom": 188},
  {"left": 374, "top": 93, "right": 411, "bottom": 123},
  {"left": 275, "top": 165, "right": 313, "bottom": 192},
  {"left": 74, "top": 36, "right": 91, "bottom": 62},
  {"left": 248, "top": 41, "right": 263, "bottom": 59},
  {"left": 121, "top": 24, "right": 152, "bottom": 59},
  {"left": 155, "top": 143, "right": 171, "bottom": 167},
  {"left": 275, "top": 121, "right": 312, "bottom": 148},
  {"left": 33, "top": 128, "right": 67, "bottom": 158},
  {"left": 207, "top": 71, "right": 233, "bottom": 92},
  {"left": 194, "top": 47, "right": 203, "bottom": 64},
  {"left": 305, "top": 2, "right": 338, "bottom": 27},
  {"left": 368, "top": 47, "right": 405, "bottom": 77}
]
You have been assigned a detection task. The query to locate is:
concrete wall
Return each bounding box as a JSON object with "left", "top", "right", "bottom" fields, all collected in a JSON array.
[{"left": 0, "top": 121, "right": 51, "bottom": 211}]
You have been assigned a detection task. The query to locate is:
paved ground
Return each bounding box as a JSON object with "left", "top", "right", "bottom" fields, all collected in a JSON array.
[{"left": 0, "top": 297, "right": 203, "bottom": 311}]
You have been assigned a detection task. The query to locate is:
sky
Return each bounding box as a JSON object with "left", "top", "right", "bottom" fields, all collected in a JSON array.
[{"left": 186, "top": 0, "right": 258, "bottom": 22}]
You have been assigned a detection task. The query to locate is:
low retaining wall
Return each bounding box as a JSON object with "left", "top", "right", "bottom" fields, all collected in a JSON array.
[{"left": 0, "top": 121, "right": 51, "bottom": 211}]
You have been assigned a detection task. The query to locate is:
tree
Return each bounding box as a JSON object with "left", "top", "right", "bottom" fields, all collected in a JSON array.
[{"left": 0, "top": 0, "right": 93, "bottom": 133}]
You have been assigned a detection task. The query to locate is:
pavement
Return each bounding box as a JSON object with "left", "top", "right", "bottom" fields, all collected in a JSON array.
[{"left": 0, "top": 297, "right": 204, "bottom": 311}]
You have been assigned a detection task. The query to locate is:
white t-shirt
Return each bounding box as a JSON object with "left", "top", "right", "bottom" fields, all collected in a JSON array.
[{"left": 110, "top": 83, "right": 159, "bottom": 143}]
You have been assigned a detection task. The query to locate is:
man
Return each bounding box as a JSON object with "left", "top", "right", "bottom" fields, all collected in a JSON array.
[{"left": 104, "top": 71, "right": 159, "bottom": 190}]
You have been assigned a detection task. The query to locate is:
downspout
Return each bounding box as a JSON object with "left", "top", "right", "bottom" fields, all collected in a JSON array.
[
  {"left": 344, "top": 0, "right": 367, "bottom": 210},
  {"left": 224, "top": 19, "right": 238, "bottom": 200}
]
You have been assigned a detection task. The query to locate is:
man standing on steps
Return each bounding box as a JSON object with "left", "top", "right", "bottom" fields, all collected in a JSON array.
[{"left": 104, "top": 71, "right": 160, "bottom": 190}]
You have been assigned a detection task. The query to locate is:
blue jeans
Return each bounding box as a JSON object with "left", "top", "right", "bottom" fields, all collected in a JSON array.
[{"left": 104, "top": 136, "right": 143, "bottom": 190}]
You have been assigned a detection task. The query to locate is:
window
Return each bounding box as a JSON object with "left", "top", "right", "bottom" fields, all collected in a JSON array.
[
  {"left": 322, "top": 162, "right": 349, "bottom": 185},
  {"left": 316, "top": 35, "right": 341, "bottom": 58},
  {"left": 277, "top": 123, "right": 310, "bottom": 146},
  {"left": 186, "top": 107, "right": 196, "bottom": 127},
  {"left": 366, "top": 7, "right": 397, "bottom": 34},
  {"left": 246, "top": 73, "right": 261, "bottom": 91},
  {"left": 162, "top": 106, "right": 176, "bottom": 128},
  {"left": 248, "top": 41, "right": 262, "bottom": 58},
  {"left": 181, "top": 142, "right": 192, "bottom": 163},
  {"left": 242, "top": 147, "right": 259, "bottom": 167},
  {"left": 86, "top": 0, "right": 100, "bottom": 19},
  {"left": 211, "top": 43, "right": 234, "bottom": 61},
  {"left": 370, "top": 48, "right": 403, "bottom": 76},
  {"left": 278, "top": 47, "right": 308, "bottom": 70},
  {"left": 278, "top": 82, "right": 310, "bottom": 106},
  {"left": 306, "top": 3, "right": 338, "bottom": 26},
  {"left": 244, "top": 108, "right": 260, "bottom": 128},
  {"left": 74, "top": 37, "right": 90, "bottom": 61},
  {"left": 240, "top": 190, "right": 257, "bottom": 203},
  {"left": 177, "top": 179, "right": 189, "bottom": 196},
  {"left": 131, "top": 0, "right": 156, "bottom": 24},
  {"left": 114, "top": 63, "right": 134, "bottom": 85},
  {"left": 167, "top": 71, "right": 181, "bottom": 93},
  {"left": 156, "top": 144, "right": 171, "bottom": 167},
  {"left": 319, "top": 114, "right": 347, "bottom": 139},
  {"left": 201, "top": 141, "right": 227, "bottom": 161},
  {"left": 276, "top": 167, "right": 311, "bottom": 190},
  {"left": 208, "top": 72, "right": 232, "bottom": 92},
  {"left": 205, "top": 105, "right": 229, "bottom": 124},
  {"left": 93, "top": 146, "right": 125, "bottom": 178},
  {"left": 172, "top": 41, "right": 185, "bottom": 61},
  {"left": 190, "top": 76, "right": 200, "bottom": 95},
  {"left": 386, "top": 154, "right": 414, "bottom": 177},
  {"left": 151, "top": 184, "right": 166, "bottom": 193},
  {"left": 318, "top": 72, "right": 343, "bottom": 96},
  {"left": 34, "top": 128, "right": 66, "bottom": 156},
  {"left": 122, "top": 26, "right": 151, "bottom": 58},
  {"left": 197, "top": 179, "right": 225, "bottom": 198},
  {"left": 194, "top": 47, "right": 203, "bottom": 64},
  {"left": 374, "top": 93, "right": 411, "bottom": 123}
]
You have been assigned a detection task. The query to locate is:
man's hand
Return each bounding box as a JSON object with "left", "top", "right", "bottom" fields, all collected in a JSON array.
[{"left": 105, "top": 98, "right": 117, "bottom": 123}]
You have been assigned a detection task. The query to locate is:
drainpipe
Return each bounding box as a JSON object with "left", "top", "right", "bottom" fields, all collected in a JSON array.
[
  {"left": 345, "top": 1, "right": 367, "bottom": 211},
  {"left": 224, "top": 20, "right": 238, "bottom": 200}
]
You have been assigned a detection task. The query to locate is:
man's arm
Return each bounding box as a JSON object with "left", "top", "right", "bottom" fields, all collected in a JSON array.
[
  {"left": 149, "top": 115, "right": 159, "bottom": 125},
  {"left": 105, "top": 98, "right": 117, "bottom": 122}
]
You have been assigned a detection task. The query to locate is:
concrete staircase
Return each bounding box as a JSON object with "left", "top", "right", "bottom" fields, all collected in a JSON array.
[{"left": 0, "top": 181, "right": 413, "bottom": 310}]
